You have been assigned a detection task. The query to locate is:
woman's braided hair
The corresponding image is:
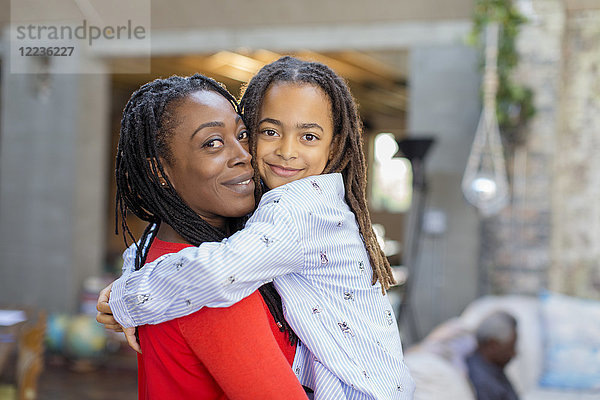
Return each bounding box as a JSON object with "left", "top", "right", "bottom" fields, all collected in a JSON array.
[
  {"left": 240, "top": 56, "right": 396, "bottom": 294},
  {"left": 116, "top": 74, "right": 292, "bottom": 343}
]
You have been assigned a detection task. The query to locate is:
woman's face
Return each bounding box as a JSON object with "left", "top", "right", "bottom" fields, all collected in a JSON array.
[
  {"left": 256, "top": 82, "right": 336, "bottom": 189},
  {"left": 161, "top": 90, "right": 255, "bottom": 230}
]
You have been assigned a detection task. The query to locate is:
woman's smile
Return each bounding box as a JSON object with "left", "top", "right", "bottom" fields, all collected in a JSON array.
[{"left": 222, "top": 172, "right": 255, "bottom": 195}]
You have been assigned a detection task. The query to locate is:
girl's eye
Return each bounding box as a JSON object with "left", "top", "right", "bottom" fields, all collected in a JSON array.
[
  {"left": 238, "top": 130, "right": 249, "bottom": 141},
  {"left": 261, "top": 129, "right": 278, "bottom": 137},
  {"left": 204, "top": 138, "right": 224, "bottom": 148},
  {"left": 303, "top": 133, "right": 318, "bottom": 142}
]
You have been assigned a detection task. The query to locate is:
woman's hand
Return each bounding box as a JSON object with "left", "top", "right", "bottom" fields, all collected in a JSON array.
[{"left": 96, "top": 282, "right": 141, "bottom": 353}]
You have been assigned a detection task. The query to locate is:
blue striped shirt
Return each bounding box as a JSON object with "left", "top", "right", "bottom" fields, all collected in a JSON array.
[{"left": 110, "top": 173, "right": 415, "bottom": 399}]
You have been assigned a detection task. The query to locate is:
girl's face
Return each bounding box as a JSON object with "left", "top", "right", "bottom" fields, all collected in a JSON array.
[
  {"left": 256, "top": 82, "right": 336, "bottom": 189},
  {"left": 161, "top": 90, "right": 255, "bottom": 230}
]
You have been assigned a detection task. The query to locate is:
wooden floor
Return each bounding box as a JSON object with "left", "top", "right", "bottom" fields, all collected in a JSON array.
[{"left": 38, "top": 351, "right": 138, "bottom": 400}]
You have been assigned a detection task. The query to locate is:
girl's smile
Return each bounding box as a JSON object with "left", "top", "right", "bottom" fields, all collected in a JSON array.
[{"left": 266, "top": 163, "right": 303, "bottom": 178}]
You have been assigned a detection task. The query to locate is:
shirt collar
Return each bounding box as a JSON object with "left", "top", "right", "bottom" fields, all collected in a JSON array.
[{"left": 262, "top": 173, "right": 345, "bottom": 201}]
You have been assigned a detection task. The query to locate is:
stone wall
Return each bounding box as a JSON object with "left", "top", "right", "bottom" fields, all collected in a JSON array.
[
  {"left": 482, "top": 0, "right": 600, "bottom": 300},
  {"left": 551, "top": 6, "right": 600, "bottom": 299}
]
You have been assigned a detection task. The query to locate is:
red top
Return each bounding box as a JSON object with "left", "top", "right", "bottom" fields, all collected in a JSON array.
[{"left": 137, "top": 238, "right": 306, "bottom": 400}]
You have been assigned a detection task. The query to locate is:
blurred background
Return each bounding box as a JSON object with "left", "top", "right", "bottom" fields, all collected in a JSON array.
[{"left": 0, "top": 0, "right": 599, "bottom": 399}]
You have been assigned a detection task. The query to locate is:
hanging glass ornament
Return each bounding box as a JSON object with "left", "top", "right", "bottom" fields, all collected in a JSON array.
[{"left": 462, "top": 22, "right": 510, "bottom": 216}]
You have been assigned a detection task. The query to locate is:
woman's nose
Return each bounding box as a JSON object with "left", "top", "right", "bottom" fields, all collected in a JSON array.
[{"left": 229, "top": 139, "right": 252, "bottom": 166}]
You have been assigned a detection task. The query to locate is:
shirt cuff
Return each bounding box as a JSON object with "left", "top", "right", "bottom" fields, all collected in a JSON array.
[{"left": 109, "top": 276, "right": 137, "bottom": 328}]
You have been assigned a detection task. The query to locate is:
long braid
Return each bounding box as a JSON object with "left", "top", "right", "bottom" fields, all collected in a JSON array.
[{"left": 240, "top": 56, "right": 395, "bottom": 294}]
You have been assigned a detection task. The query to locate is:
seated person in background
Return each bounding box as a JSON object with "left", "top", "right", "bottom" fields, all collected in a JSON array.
[{"left": 466, "top": 311, "right": 520, "bottom": 400}]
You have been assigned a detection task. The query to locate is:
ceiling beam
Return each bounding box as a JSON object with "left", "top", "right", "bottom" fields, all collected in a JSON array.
[{"left": 89, "top": 20, "right": 471, "bottom": 57}]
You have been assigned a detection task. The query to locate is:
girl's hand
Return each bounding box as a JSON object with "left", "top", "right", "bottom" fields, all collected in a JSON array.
[
  {"left": 96, "top": 283, "right": 120, "bottom": 330},
  {"left": 96, "top": 282, "right": 142, "bottom": 354}
]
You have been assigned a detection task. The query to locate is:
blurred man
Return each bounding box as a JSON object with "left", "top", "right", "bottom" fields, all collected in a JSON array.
[{"left": 466, "top": 311, "right": 520, "bottom": 400}]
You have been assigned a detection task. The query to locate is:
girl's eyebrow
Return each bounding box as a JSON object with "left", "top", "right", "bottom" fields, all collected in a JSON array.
[
  {"left": 259, "top": 118, "right": 324, "bottom": 132},
  {"left": 258, "top": 117, "right": 281, "bottom": 126},
  {"left": 297, "top": 122, "right": 323, "bottom": 132}
]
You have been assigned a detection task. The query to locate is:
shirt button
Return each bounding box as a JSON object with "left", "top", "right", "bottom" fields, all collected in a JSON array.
[{"left": 397, "top": 384, "right": 404, "bottom": 392}]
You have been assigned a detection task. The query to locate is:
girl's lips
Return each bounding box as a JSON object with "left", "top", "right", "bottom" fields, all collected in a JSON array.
[{"left": 267, "top": 164, "right": 302, "bottom": 178}]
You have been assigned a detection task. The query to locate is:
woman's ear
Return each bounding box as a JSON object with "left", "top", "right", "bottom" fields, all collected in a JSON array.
[{"left": 148, "top": 157, "right": 171, "bottom": 188}]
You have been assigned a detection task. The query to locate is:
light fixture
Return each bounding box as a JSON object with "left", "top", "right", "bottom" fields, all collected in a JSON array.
[{"left": 462, "top": 22, "right": 510, "bottom": 216}]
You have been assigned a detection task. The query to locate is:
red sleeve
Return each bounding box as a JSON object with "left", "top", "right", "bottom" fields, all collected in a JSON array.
[{"left": 178, "top": 293, "right": 308, "bottom": 400}]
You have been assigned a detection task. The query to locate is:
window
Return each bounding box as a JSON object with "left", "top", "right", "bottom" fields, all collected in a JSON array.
[{"left": 370, "top": 133, "right": 412, "bottom": 213}]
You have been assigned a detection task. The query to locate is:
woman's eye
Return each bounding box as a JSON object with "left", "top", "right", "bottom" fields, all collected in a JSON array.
[
  {"left": 303, "top": 133, "right": 318, "bottom": 141},
  {"left": 238, "top": 130, "right": 249, "bottom": 141},
  {"left": 204, "top": 139, "right": 224, "bottom": 148}
]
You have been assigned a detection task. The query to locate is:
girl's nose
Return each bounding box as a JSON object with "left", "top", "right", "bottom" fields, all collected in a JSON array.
[{"left": 276, "top": 136, "right": 297, "bottom": 160}]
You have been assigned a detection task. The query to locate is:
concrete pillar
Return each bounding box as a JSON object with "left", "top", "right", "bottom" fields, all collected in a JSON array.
[
  {"left": 0, "top": 54, "right": 110, "bottom": 313},
  {"left": 405, "top": 45, "right": 481, "bottom": 341}
]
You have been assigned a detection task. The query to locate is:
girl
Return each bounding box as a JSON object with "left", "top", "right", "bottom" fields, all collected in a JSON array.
[
  {"left": 108, "top": 57, "right": 415, "bottom": 399},
  {"left": 108, "top": 74, "right": 308, "bottom": 399}
]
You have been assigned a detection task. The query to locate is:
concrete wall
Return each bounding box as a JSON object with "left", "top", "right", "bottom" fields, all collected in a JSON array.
[
  {"left": 0, "top": 1, "right": 480, "bottom": 322},
  {"left": 0, "top": 0, "right": 474, "bottom": 31},
  {"left": 0, "top": 55, "right": 110, "bottom": 312}
]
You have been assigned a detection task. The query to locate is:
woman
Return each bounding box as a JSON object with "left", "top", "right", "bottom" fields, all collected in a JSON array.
[{"left": 104, "top": 74, "right": 307, "bottom": 399}]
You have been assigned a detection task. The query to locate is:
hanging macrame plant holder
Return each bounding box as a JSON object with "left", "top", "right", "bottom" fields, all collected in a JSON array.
[{"left": 462, "top": 22, "right": 510, "bottom": 216}]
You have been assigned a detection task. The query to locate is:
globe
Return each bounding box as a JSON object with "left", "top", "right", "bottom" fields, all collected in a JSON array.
[
  {"left": 63, "top": 314, "right": 107, "bottom": 359},
  {"left": 45, "top": 313, "right": 70, "bottom": 354}
]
